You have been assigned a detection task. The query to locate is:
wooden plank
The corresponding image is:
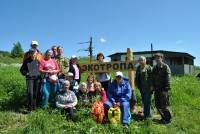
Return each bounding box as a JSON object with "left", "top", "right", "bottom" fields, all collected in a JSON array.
[
  {"left": 80, "top": 60, "right": 138, "bottom": 73},
  {"left": 127, "top": 48, "right": 135, "bottom": 89}
]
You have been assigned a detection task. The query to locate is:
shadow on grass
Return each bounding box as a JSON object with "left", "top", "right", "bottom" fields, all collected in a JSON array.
[
  {"left": 0, "top": 92, "right": 27, "bottom": 113},
  {"left": 131, "top": 113, "right": 145, "bottom": 121}
]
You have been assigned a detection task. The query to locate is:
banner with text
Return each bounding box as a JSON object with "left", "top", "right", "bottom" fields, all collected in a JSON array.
[{"left": 80, "top": 61, "right": 138, "bottom": 73}]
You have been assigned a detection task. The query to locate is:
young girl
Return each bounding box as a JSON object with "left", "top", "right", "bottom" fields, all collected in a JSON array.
[
  {"left": 94, "top": 82, "right": 108, "bottom": 103},
  {"left": 87, "top": 75, "right": 96, "bottom": 99}
]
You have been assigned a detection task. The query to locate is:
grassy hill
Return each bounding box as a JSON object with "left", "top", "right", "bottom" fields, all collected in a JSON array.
[{"left": 0, "top": 57, "right": 200, "bottom": 134}]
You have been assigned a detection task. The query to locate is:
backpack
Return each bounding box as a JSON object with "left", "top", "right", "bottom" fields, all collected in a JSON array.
[
  {"left": 108, "top": 107, "right": 122, "bottom": 124},
  {"left": 92, "top": 101, "right": 105, "bottom": 123}
]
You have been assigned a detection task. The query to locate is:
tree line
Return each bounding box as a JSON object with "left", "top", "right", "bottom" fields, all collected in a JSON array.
[{"left": 0, "top": 42, "right": 24, "bottom": 58}]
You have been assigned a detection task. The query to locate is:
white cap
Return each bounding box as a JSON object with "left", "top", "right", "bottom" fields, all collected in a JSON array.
[
  {"left": 67, "top": 72, "right": 73, "bottom": 77},
  {"left": 71, "top": 55, "right": 77, "bottom": 59},
  {"left": 115, "top": 71, "right": 123, "bottom": 77},
  {"left": 31, "top": 41, "right": 38, "bottom": 46}
]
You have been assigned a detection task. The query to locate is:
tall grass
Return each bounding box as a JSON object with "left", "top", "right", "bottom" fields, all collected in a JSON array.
[{"left": 0, "top": 61, "right": 200, "bottom": 133}]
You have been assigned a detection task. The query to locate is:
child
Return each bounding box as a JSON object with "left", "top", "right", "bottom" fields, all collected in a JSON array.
[
  {"left": 87, "top": 75, "right": 96, "bottom": 100},
  {"left": 94, "top": 82, "right": 108, "bottom": 103}
]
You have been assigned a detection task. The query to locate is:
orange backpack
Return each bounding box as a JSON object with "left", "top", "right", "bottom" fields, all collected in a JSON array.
[{"left": 92, "top": 101, "right": 105, "bottom": 123}]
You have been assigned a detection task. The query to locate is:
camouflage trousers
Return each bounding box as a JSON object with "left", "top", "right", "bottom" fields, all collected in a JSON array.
[{"left": 154, "top": 90, "right": 172, "bottom": 121}]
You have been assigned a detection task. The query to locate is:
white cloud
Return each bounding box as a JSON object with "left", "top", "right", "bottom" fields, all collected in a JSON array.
[
  {"left": 100, "top": 38, "right": 106, "bottom": 43},
  {"left": 111, "top": 49, "right": 115, "bottom": 52},
  {"left": 176, "top": 40, "right": 183, "bottom": 44}
]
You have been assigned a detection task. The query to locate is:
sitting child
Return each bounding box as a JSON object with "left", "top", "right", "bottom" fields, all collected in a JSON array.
[{"left": 94, "top": 82, "right": 108, "bottom": 103}]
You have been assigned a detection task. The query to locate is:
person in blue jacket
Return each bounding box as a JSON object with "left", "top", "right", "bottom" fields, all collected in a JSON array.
[{"left": 104, "top": 71, "right": 132, "bottom": 126}]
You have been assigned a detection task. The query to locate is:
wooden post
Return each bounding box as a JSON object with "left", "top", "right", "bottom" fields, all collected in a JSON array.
[{"left": 127, "top": 48, "right": 134, "bottom": 90}]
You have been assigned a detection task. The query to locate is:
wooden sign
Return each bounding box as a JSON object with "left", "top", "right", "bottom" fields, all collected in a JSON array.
[{"left": 80, "top": 60, "right": 138, "bottom": 73}]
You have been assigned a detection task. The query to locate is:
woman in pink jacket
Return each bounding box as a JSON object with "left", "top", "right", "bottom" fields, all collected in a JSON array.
[{"left": 39, "top": 49, "right": 60, "bottom": 109}]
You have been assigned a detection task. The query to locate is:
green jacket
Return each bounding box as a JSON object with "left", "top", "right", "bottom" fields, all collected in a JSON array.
[
  {"left": 55, "top": 56, "right": 69, "bottom": 79},
  {"left": 135, "top": 64, "right": 152, "bottom": 92},
  {"left": 152, "top": 62, "right": 171, "bottom": 91}
]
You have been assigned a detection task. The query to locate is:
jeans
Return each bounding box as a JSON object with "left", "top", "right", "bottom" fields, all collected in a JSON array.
[
  {"left": 140, "top": 91, "right": 152, "bottom": 118},
  {"left": 104, "top": 101, "right": 130, "bottom": 124},
  {"left": 42, "top": 80, "right": 58, "bottom": 109}
]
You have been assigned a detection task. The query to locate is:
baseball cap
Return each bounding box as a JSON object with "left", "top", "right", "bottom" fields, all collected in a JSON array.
[
  {"left": 67, "top": 72, "right": 74, "bottom": 77},
  {"left": 31, "top": 41, "right": 38, "bottom": 46},
  {"left": 115, "top": 71, "right": 123, "bottom": 77},
  {"left": 71, "top": 55, "right": 77, "bottom": 59}
]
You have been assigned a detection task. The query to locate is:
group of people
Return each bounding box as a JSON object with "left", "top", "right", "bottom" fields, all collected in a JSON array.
[{"left": 20, "top": 40, "right": 172, "bottom": 125}]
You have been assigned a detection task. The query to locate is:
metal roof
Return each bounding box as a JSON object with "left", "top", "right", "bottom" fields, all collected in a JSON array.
[{"left": 107, "top": 50, "right": 196, "bottom": 59}]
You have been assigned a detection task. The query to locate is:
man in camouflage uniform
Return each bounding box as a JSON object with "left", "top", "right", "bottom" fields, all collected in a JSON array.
[
  {"left": 55, "top": 46, "right": 69, "bottom": 83},
  {"left": 152, "top": 53, "right": 172, "bottom": 124}
]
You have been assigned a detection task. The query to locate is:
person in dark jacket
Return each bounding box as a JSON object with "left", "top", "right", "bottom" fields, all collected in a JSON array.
[
  {"left": 135, "top": 56, "right": 153, "bottom": 119},
  {"left": 20, "top": 48, "right": 41, "bottom": 112},
  {"left": 152, "top": 53, "right": 172, "bottom": 124},
  {"left": 69, "top": 55, "right": 81, "bottom": 84},
  {"left": 104, "top": 71, "right": 132, "bottom": 126}
]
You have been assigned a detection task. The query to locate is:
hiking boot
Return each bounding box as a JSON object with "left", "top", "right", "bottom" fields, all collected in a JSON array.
[{"left": 158, "top": 119, "right": 172, "bottom": 125}]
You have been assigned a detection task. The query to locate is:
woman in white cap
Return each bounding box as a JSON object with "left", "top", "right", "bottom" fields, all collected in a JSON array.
[
  {"left": 104, "top": 71, "right": 132, "bottom": 126},
  {"left": 69, "top": 55, "right": 81, "bottom": 84}
]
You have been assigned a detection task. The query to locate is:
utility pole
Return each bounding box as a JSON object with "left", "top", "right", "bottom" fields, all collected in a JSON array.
[
  {"left": 78, "top": 36, "right": 94, "bottom": 63},
  {"left": 89, "top": 37, "right": 93, "bottom": 63}
]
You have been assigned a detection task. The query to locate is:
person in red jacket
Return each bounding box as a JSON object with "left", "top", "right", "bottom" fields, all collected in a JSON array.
[{"left": 94, "top": 82, "right": 108, "bottom": 103}]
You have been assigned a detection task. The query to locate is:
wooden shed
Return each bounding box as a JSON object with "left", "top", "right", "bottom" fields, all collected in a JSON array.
[{"left": 107, "top": 50, "right": 196, "bottom": 75}]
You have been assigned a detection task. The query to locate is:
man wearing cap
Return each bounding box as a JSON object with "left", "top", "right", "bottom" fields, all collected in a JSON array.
[
  {"left": 20, "top": 48, "right": 41, "bottom": 112},
  {"left": 69, "top": 55, "right": 81, "bottom": 84},
  {"left": 55, "top": 46, "right": 69, "bottom": 81},
  {"left": 23, "top": 41, "right": 43, "bottom": 106},
  {"left": 23, "top": 41, "right": 43, "bottom": 62},
  {"left": 104, "top": 71, "right": 132, "bottom": 126},
  {"left": 152, "top": 53, "right": 172, "bottom": 124}
]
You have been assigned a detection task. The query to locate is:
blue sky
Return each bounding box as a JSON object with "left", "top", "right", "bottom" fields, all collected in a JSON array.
[{"left": 0, "top": 0, "right": 200, "bottom": 65}]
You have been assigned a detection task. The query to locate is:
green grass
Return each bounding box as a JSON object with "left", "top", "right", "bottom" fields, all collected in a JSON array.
[{"left": 0, "top": 59, "right": 200, "bottom": 133}]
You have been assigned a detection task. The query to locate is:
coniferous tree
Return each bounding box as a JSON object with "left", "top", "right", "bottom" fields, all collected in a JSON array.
[{"left": 11, "top": 42, "right": 24, "bottom": 58}]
